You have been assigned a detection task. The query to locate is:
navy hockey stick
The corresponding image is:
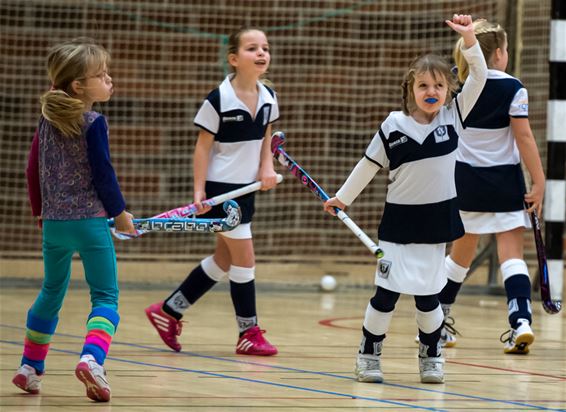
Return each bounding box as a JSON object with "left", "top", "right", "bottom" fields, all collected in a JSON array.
[
  {"left": 526, "top": 203, "right": 561, "bottom": 314},
  {"left": 109, "top": 200, "right": 241, "bottom": 239},
  {"left": 271, "top": 131, "right": 384, "bottom": 259}
]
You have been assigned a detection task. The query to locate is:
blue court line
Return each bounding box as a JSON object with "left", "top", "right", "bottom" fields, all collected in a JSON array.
[
  {"left": 1, "top": 324, "right": 563, "bottom": 411},
  {"left": 1, "top": 338, "right": 444, "bottom": 411}
]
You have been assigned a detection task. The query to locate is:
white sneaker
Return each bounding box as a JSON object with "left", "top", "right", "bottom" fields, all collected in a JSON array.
[
  {"left": 419, "top": 356, "right": 445, "bottom": 383},
  {"left": 355, "top": 354, "right": 384, "bottom": 383},
  {"left": 75, "top": 354, "right": 111, "bottom": 402},
  {"left": 501, "top": 319, "right": 534, "bottom": 354},
  {"left": 12, "top": 364, "right": 43, "bottom": 394}
]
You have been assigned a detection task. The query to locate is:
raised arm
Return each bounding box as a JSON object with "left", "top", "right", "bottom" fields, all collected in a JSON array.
[{"left": 447, "top": 15, "right": 488, "bottom": 121}]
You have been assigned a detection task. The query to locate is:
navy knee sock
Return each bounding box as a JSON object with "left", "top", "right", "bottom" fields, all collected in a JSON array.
[
  {"left": 504, "top": 275, "right": 532, "bottom": 328},
  {"left": 163, "top": 264, "right": 217, "bottom": 320}
]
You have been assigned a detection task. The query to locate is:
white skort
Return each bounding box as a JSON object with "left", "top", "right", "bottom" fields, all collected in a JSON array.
[
  {"left": 460, "top": 210, "right": 530, "bottom": 234},
  {"left": 375, "top": 240, "right": 447, "bottom": 295}
]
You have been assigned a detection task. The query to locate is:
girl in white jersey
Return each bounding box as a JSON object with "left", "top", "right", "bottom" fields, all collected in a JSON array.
[
  {"left": 435, "top": 20, "right": 545, "bottom": 354},
  {"left": 324, "top": 15, "right": 487, "bottom": 384},
  {"left": 145, "top": 27, "right": 280, "bottom": 356}
]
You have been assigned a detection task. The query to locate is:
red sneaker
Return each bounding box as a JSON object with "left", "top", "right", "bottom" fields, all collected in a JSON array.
[
  {"left": 145, "top": 301, "right": 183, "bottom": 352},
  {"left": 236, "top": 326, "right": 278, "bottom": 356}
]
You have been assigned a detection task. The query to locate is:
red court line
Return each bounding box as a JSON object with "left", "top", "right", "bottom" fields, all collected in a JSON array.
[
  {"left": 446, "top": 359, "right": 566, "bottom": 381},
  {"left": 319, "top": 316, "right": 360, "bottom": 329},
  {"left": 319, "top": 316, "right": 566, "bottom": 381}
]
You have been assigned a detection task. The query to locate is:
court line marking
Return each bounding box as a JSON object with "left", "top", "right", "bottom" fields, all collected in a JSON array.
[
  {"left": 1, "top": 339, "right": 444, "bottom": 412},
  {"left": 319, "top": 317, "right": 566, "bottom": 381},
  {"left": 2, "top": 324, "right": 564, "bottom": 411}
]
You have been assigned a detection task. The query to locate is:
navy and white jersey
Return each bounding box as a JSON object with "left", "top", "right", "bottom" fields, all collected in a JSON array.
[
  {"left": 194, "top": 75, "right": 279, "bottom": 223},
  {"left": 336, "top": 42, "right": 487, "bottom": 245},
  {"left": 455, "top": 70, "right": 528, "bottom": 212},
  {"left": 194, "top": 74, "right": 279, "bottom": 184}
]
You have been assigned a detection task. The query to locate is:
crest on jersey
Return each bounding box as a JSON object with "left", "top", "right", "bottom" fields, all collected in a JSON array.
[
  {"left": 378, "top": 259, "right": 392, "bottom": 279},
  {"left": 433, "top": 125, "right": 448, "bottom": 143}
]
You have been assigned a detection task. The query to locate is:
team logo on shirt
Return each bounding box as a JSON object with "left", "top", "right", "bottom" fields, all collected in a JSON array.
[
  {"left": 389, "top": 135, "right": 408, "bottom": 148},
  {"left": 222, "top": 115, "right": 244, "bottom": 122},
  {"left": 378, "top": 260, "right": 392, "bottom": 279},
  {"left": 433, "top": 125, "right": 448, "bottom": 143}
]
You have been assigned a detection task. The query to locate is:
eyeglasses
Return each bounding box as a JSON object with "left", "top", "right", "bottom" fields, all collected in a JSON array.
[{"left": 77, "top": 71, "right": 110, "bottom": 81}]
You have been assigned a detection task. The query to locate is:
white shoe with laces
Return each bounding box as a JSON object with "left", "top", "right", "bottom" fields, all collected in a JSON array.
[
  {"left": 501, "top": 318, "right": 534, "bottom": 354},
  {"left": 418, "top": 342, "right": 444, "bottom": 383},
  {"left": 419, "top": 355, "right": 445, "bottom": 383},
  {"left": 355, "top": 353, "right": 384, "bottom": 383},
  {"left": 12, "top": 364, "right": 43, "bottom": 394},
  {"left": 75, "top": 354, "right": 111, "bottom": 402}
]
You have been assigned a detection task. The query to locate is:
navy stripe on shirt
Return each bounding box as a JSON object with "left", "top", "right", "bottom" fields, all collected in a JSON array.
[
  {"left": 382, "top": 126, "right": 458, "bottom": 171},
  {"left": 455, "top": 161, "right": 526, "bottom": 212},
  {"left": 463, "top": 78, "right": 524, "bottom": 129}
]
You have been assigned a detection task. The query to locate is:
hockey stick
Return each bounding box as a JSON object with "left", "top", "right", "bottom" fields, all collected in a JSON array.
[
  {"left": 526, "top": 203, "right": 562, "bottom": 314},
  {"left": 109, "top": 200, "right": 241, "bottom": 240},
  {"left": 271, "top": 131, "right": 384, "bottom": 259},
  {"left": 110, "top": 175, "right": 282, "bottom": 240},
  {"left": 152, "top": 173, "right": 283, "bottom": 219},
  {"left": 144, "top": 174, "right": 283, "bottom": 217}
]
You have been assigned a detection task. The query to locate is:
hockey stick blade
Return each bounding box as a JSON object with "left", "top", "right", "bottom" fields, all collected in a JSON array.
[
  {"left": 110, "top": 200, "right": 241, "bottom": 240},
  {"left": 527, "top": 205, "right": 561, "bottom": 314},
  {"left": 271, "top": 131, "right": 384, "bottom": 259}
]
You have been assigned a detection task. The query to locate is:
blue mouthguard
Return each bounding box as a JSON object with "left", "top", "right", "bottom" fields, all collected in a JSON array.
[{"left": 425, "top": 97, "right": 438, "bottom": 103}]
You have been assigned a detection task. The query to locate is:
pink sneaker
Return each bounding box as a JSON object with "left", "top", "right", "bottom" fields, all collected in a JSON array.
[
  {"left": 12, "top": 364, "right": 43, "bottom": 394},
  {"left": 75, "top": 354, "right": 111, "bottom": 402},
  {"left": 236, "top": 326, "right": 278, "bottom": 356},
  {"left": 145, "top": 301, "right": 183, "bottom": 352}
]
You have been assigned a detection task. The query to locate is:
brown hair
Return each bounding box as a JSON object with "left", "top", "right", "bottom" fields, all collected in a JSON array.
[
  {"left": 40, "top": 37, "right": 110, "bottom": 137},
  {"left": 226, "top": 26, "right": 272, "bottom": 87},
  {"left": 401, "top": 53, "right": 459, "bottom": 116},
  {"left": 454, "top": 19, "right": 507, "bottom": 83}
]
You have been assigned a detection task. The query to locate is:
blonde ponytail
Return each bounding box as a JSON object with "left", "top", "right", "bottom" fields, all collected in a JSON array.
[
  {"left": 453, "top": 19, "right": 507, "bottom": 83},
  {"left": 42, "top": 38, "right": 109, "bottom": 137},
  {"left": 40, "top": 90, "right": 85, "bottom": 137}
]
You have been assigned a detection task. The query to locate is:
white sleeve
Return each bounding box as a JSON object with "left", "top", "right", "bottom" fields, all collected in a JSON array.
[
  {"left": 509, "top": 87, "right": 529, "bottom": 117},
  {"left": 335, "top": 157, "right": 381, "bottom": 206},
  {"left": 455, "top": 41, "right": 488, "bottom": 121},
  {"left": 365, "top": 129, "right": 389, "bottom": 169},
  {"left": 269, "top": 93, "right": 280, "bottom": 122},
  {"left": 194, "top": 100, "right": 220, "bottom": 134}
]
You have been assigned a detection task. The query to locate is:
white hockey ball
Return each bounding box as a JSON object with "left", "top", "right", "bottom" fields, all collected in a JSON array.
[{"left": 320, "top": 275, "right": 337, "bottom": 292}]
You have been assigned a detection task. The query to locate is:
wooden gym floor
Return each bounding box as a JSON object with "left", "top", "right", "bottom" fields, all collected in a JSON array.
[{"left": 0, "top": 265, "right": 565, "bottom": 411}]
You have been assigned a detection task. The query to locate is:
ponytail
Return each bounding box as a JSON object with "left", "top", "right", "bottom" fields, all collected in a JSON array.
[
  {"left": 40, "top": 90, "right": 85, "bottom": 137},
  {"left": 454, "top": 19, "right": 507, "bottom": 83},
  {"left": 42, "top": 38, "right": 109, "bottom": 137}
]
